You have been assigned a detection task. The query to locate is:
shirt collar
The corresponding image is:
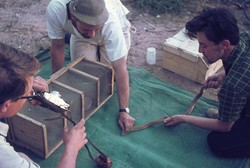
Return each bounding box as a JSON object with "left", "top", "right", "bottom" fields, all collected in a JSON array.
[
  {"left": 223, "top": 39, "right": 245, "bottom": 74},
  {"left": 0, "top": 121, "right": 9, "bottom": 137}
]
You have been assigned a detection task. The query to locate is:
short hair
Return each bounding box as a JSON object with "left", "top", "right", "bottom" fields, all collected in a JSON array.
[
  {"left": 0, "top": 42, "right": 41, "bottom": 104},
  {"left": 185, "top": 7, "right": 240, "bottom": 45}
]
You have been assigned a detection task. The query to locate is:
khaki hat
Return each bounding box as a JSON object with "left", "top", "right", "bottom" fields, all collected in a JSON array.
[{"left": 69, "top": 0, "right": 109, "bottom": 25}]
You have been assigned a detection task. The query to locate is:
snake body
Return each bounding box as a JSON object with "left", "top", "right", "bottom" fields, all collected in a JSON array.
[
  {"left": 183, "top": 87, "right": 204, "bottom": 115},
  {"left": 124, "top": 87, "right": 204, "bottom": 135},
  {"left": 122, "top": 118, "right": 166, "bottom": 135}
]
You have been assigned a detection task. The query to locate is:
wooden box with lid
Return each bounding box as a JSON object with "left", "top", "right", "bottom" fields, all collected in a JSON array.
[{"left": 162, "top": 29, "right": 223, "bottom": 84}]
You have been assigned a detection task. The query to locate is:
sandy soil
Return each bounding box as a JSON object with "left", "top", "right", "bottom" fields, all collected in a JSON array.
[{"left": 0, "top": 0, "right": 249, "bottom": 101}]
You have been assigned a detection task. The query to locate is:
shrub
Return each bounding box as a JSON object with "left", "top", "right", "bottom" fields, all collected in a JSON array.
[{"left": 133, "top": 0, "right": 188, "bottom": 15}]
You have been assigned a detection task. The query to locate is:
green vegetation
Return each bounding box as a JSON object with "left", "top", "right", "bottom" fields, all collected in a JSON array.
[
  {"left": 132, "top": 0, "right": 250, "bottom": 15},
  {"left": 133, "top": 0, "right": 188, "bottom": 15}
]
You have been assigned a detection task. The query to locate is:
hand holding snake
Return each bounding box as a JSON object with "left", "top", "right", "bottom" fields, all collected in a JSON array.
[{"left": 122, "top": 87, "right": 204, "bottom": 135}]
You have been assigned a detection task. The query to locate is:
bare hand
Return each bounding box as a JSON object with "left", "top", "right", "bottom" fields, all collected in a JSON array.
[
  {"left": 203, "top": 72, "right": 224, "bottom": 89},
  {"left": 56, "top": 119, "right": 88, "bottom": 168},
  {"left": 29, "top": 76, "right": 49, "bottom": 105},
  {"left": 33, "top": 76, "right": 49, "bottom": 92},
  {"left": 63, "top": 119, "right": 88, "bottom": 153},
  {"left": 118, "top": 112, "right": 136, "bottom": 134},
  {"left": 164, "top": 115, "right": 185, "bottom": 127}
]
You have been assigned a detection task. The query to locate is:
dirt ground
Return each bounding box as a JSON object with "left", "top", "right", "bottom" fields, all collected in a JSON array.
[{"left": 0, "top": 0, "right": 249, "bottom": 101}]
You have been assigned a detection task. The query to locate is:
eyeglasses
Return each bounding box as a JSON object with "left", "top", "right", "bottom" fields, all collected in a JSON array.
[
  {"left": 17, "top": 91, "right": 37, "bottom": 101},
  {"left": 0, "top": 91, "right": 37, "bottom": 104}
]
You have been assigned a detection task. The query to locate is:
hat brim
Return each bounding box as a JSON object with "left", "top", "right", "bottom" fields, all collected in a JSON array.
[{"left": 69, "top": 1, "right": 109, "bottom": 26}]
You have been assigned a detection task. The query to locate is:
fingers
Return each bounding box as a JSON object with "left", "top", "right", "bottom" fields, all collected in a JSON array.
[
  {"left": 65, "top": 119, "right": 86, "bottom": 138},
  {"left": 202, "top": 73, "right": 223, "bottom": 89},
  {"left": 118, "top": 118, "right": 125, "bottom": 133},
  {"left": 125, "top": 118, "right": 135, "bottom": 132},
  {"left": 118, "top": 113, "right": 136, "bottom": 133},
  {"left": 164, "top": 115, "right": 179, "bottom": 127},
  {"left": 202, "top": 78, "right": 212, "bottom": 89},
  {"left": 75, "top": 119, "right": 87, "bottom": 140},
  {"left": 33, "top": 76, "right": 49, "bottom": 92},
  {"left": 202, "top": 81, "right": 209, "bottom": 89},
  {"left": 64, "top": 126, "right": 69, "bottom": 133},
  {"left": 75, "top": 118, "right": 85, "bottom": 129},
  {"left": 164, "top": 117, "right": 174, "bottom": 127},
  {"left": 203, "top": 80, "right": 220, "bottom": 89},
  {"left": 76, "top": 119, "right": 88, "bottom": 146},
  {"left": 63, "top": 119, "right": 88, "bottom": 149}
]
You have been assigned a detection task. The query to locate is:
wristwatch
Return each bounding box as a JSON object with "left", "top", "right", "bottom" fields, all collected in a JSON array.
[{"left": 119, "top": 108, "right": 130, "bottom": 113}]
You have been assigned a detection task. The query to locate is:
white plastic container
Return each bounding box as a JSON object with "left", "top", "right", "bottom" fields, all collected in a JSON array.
[{"left": 146, "top": 47, "right": 156, "bottom": 65}]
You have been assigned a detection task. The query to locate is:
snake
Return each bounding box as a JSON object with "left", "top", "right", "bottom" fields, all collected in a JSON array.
[{"left": 123, "top": 87, "right": 204, "bottom": 135}]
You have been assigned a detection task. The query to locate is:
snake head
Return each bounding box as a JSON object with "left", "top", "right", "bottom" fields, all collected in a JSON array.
[{"left": 95, "top": 154, "right": 112, "bottom": 168}]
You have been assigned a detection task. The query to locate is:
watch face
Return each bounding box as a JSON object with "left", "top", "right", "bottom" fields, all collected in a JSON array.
[{"left": 125, "top": 108, "right": 130, "bottom": 113}]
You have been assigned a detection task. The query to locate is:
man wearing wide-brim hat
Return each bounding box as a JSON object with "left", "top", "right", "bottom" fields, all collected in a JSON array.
[{"left": 46, "top": 0, "right": 135, "bottom": 133}]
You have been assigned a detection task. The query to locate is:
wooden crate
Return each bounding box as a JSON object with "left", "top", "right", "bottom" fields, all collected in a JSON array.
[
  {"left": 162, "top": 29, "right": 223, "bottom": 84},
  {"left": 6, "top": 57, "right": 114, "bottom": 158},
  {"left": 6, "top": 102, "right": 65, "bottom": 159},
  {"left": 52, "top": 57, "right": 114, "bottom": 122}
]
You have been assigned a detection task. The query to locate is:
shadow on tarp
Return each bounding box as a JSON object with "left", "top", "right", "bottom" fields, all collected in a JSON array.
[{"left": 15, "top": 47, "right": 249, "bottom": 168}]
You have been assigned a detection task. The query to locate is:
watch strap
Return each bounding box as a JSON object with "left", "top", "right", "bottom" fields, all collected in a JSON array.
[{"left": 119, "top": 108, "right": 129, "bottom": 113}]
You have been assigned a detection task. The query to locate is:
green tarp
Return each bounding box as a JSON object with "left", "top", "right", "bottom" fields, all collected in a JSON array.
[{"left": 19, "top": 47, "right": 249, "bottom": 168}]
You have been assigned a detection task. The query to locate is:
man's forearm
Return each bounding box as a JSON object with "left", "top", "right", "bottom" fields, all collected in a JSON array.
[
  {"left": 56, "top": 147, "right": 78, "bottom": 168},
  {"left": 111, "top": 57, "right": 130, "bottom": 109},
  {"left": 183, "top": 115, "right": 234, "bottom": 132},
  {"left": 50, "top": 39, "right": 65, "bottom": 73},
  {"left": 115, "top": 70, "right": 129, "bottom": 109},
  {"left": 51, "top": 50, "right": 65, "bottom": 73}
]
